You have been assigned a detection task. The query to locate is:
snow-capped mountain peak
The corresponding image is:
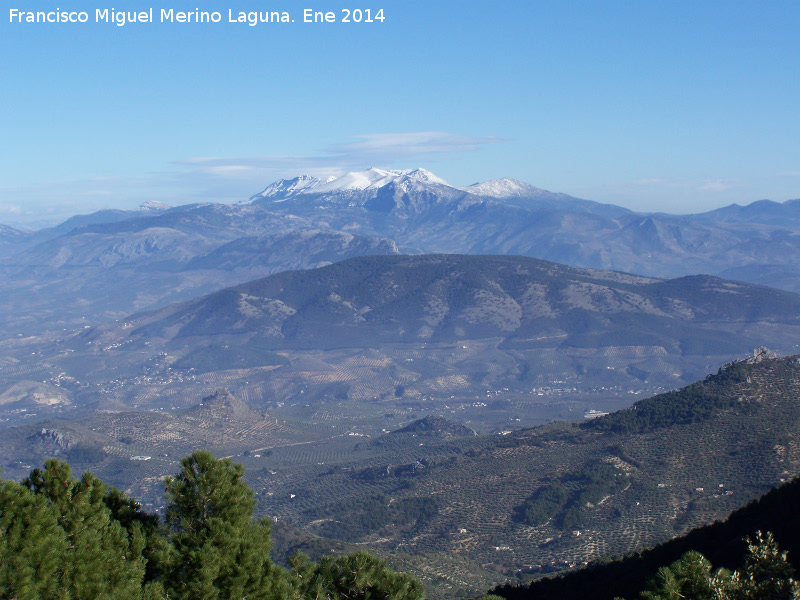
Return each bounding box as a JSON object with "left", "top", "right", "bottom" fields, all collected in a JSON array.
[
  {"left": 138, "top": 200, "right": 171, "bottom": 212},
  {"left": 312, "top": 167, "right": 398, "bottom": 193},
  {"left": 312, "top": 167, "right": 450, "bottom": 194},
  {"left": 250, "top": 168, "right": 452, "bottom": 203},
  {"left": 462, "top": 177, "right": 545, "bottom": 198},
  {"left": 247, "top": 175, "right": 323, "bottom": 202},
  {"left": 403, "top": 168, "right": 449, "bottom": 186}
]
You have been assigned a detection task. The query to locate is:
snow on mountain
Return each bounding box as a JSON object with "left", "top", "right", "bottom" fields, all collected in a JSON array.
[
  {"left": 461, "top": 177, "right": 634, "bottom": 218},
  {"left": 138, "top": 200, "right": 172, "bottom": 212},
  {"left": 245, "top": 168, "right": 627, "bottom": 218},
  {"left": 312, "top": 167, "right": 398, "bottom": 193},
  {"left": 247, "top": 175, "right": 324, "bottom": 202},
  {"left": 249, "top": 168, "right": 452, "bottom": 204},
  {"left": 312, "top": 167, "right": 450, "bottom": 193},
  {"left": 462, "top": 177, "right": 550, "bottom": 198}
]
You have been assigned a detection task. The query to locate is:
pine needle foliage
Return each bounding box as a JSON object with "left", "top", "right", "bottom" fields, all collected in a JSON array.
[{"left": 0, "top": 452, "right": 425, "bottom": 600}]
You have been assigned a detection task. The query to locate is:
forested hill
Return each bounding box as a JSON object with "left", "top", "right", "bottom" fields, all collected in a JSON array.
[
  {"left": 583, "top": 348, "right": 779, "bottom": 434},
  {"left": 3, "top": 353, "right": 800, "bottom": 598}
]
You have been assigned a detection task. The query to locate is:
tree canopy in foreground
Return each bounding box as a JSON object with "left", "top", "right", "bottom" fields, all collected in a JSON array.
[{"left": 0, "top": 451, "right": 424, "bottom": 600}]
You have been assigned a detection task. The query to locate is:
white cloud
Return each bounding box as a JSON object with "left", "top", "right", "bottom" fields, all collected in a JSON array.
[
  {"left": 0, "top": 204, "right": 22, "bottom": 215},
  {"left": 325, "top": 131, "right": 504, "bottom": 160},
  {"left": 173, "top": 131, "right": 503, "bottom": 181},
  {"left": 205, "top": 165, "right": 256, "bottom": 176},
  {"left": 699, "top": 180, "right": 735, "bottom": 192}
]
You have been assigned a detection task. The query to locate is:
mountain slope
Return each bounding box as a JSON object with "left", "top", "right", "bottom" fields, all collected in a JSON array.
[
  {"left": 0, "top": 222, "right": 400, "bottom": 337},
  {"left": 128, "top": 254, "right": 800, "bottom": 354},
  {"left": 246, "top": 169, "right": 800, "bottom": 289},
  {"left": 2, "top": 343, "right": 800, "bottom": 599},
  {"left": 495, "top": 457, "right": 800, "bottom": 600},
  {"left": 250, "top": 168, "right": 622, "bottom": 219},
  {"left": 4, "top": 253, "right": 800, "bottom": 433},
  {"left": 260, "top": 353, "right": 800, "bottom": 595},
  {"left": 185, "top": 230, "right": 399, "bottom": 271},
  {"left": 8, "top": 252, "right": 788, "bottom": 431}
]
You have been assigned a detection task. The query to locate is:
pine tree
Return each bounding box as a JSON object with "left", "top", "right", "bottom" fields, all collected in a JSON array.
[
  {"left": 0, "top": 477, "right": 66, "bottom": 600},
  {"left": 292, "top": 550, "right": 425, "bottom": 600},
  {"left": 161, "top": 449, "right": 291, "bottom": 600},
  {"left": 24, "top": 459, "right": 147, "bottom": 599},
  {"left": 104, "top": 486, "right": 165, "bottom": 583},
  {"left": 731, "top": 531, "right": 800, "bottom": 600},
  {"left": 640, "top": 550, "right": 732, "bottom": 600}
]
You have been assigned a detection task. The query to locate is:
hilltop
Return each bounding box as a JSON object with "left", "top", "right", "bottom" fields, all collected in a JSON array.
[{"left": 127, "top": 254, "right": 800, "bottom": 352}]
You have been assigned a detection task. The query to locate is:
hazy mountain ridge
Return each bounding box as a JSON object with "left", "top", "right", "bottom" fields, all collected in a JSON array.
[
  {"left": 0, "top": 221, "right": 399, "bottom": 336},
  {"left": 124, "top": 254, "right": 800, "bottom": 353},
  {"left": 185, "top": 230, "right": 400, "bottom": 271},
  {"left": 686, "top": 198, "right": 800, "bottom": 225},
  {"left": 0, "top": 223, "right": 29, "bottom": 258},
  {"left": 2, "top": 168, "right": 800, "bottom": 338},
  {"left": 246, "top": 169, "right": 800, "bottom": 284}
]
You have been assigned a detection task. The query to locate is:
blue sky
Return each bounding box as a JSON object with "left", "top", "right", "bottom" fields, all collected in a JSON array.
[{"left": 1, "top": 0, "right": 798, "bottom": 226}]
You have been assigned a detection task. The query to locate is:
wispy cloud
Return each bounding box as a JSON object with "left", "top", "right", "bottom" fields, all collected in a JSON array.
[
  {"left": 174, "top": 132, "right": 504, "bottom": 182},
  {"left": 699, "top": 180, "right": 736, "bottom": 192},
  {"left": 168, "top": 131, "right": 505, "bottom": 199},
  {"left": 567, "top": 175, "right": 753, "bottom": 214},
  {"left": 325, "top": 132, "right": 504, "bottom": 161}
]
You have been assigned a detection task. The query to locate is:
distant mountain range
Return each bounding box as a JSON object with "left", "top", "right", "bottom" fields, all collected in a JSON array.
[
  {"left": 246, "top": 167, "right": 633, "bottom": 219},
  {"left": 1, "top": 167, "right": 799, "bottom": 338}
]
